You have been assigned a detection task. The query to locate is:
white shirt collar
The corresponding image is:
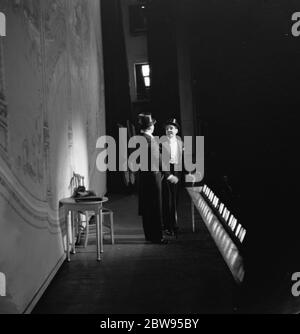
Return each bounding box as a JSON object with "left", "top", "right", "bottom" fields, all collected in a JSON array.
[
  {"left": 141, "top": 130, "right": 154, "bottom": 138},
  {"left": 168, "top": 136, "right": 177, "bottom": 143}
]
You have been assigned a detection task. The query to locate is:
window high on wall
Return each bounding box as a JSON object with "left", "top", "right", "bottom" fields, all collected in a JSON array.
[{"left": 135, "top": 63, "right": 151, "bottom": 101}]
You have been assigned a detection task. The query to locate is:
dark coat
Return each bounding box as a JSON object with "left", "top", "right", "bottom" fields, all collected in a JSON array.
[
  {"left": 138, "top": 133, "right": 162, "bottom": 216},
  {"left": 138, "top": 133, "right": 170, "bottom": 241}
]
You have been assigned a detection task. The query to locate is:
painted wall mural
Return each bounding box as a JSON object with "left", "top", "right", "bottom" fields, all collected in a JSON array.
[
  {"left": 0, "top": 0, "right": 106, "bottom": 314},
  {"left": 0, "top": 39, "right": 7, "bottom": 155}
]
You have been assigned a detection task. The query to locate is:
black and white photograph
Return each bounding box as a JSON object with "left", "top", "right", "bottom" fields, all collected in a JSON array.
[{"left": 0, "top": 0, "right": 300, "bottom": 318}]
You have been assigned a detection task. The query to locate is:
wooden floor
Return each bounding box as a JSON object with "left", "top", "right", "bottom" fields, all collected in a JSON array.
[
  {"left": 33, "top": 189, "right": 238, "bottom": 314},
  {"left": 32, "top": 188, "right": 300, "bottom": 314}
]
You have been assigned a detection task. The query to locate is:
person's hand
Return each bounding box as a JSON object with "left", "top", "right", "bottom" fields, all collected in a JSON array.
[{"left": 168, "top": 175, "right": 179, "bottom": 184}]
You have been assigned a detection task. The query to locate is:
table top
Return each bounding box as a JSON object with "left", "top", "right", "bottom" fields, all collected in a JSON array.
[{"left": 60, "top": 196, "right": 108, "bottom": 206}]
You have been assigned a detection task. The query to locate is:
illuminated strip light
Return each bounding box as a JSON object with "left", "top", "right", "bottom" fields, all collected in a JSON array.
[
  {"left": 225, "top": 209, "right": 229, "bottom": 221},
  {"left": 231, "top": 218, "right": 238, "bottom": 231},
  {"left": 202, "top": 191, "right": 241, "bottom": 238},
  {"left": 222, "top": 208, "right": 226, "bottom": 219},
  {"left": 219, "top": 203, "right": 224, "bottom": 215},
  {"left": 203, "top": 185, "right": 207, "bottom": 193},
  {"left": 212, "top": 195, "right": 216, "bottom": 204},
  {"left": 235, "top": 224, "right": 242, "bottom": 237},
  {"left": 187, "top": 189, "right": 244, "bottom": 284},
  {"left": 222, "top": 208, "right": 228, "bottom": 220},
  {"left": 238, "top": 228, "right": 244, "bottom": 242},
  {"left": 239, "top": 229, "right": 247, "bottom": 243},
  {"left": 225, "top": 210, "right": 231, "bottom": 222},
  {"left": 228, "top": 215, "right": 234, "bottom": 227}
]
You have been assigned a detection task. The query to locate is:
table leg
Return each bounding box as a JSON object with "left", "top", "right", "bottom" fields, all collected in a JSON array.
[
  {"left": 96, "top": 213, "right": 101, "bottom": 261},
  {"left": 100, "top": 209, "right": 104, "bottom": 253},
  {"left": 71, "top": 211, "right": 76, "bottom": 254},
  {"left": 110, "top": 212, "right": 114, "bottom": 245},
  {"left": 191, "top": 199, "right": 195, "bottom": 233},
  {"left": 76, "top": 212, "right": 82, "bottom": 245},
  {"left": 84, "top": 211, "right": 89, "bottom": 248},
  {"left": 66, "top": 211, "right": 71, "bottom": 262}
]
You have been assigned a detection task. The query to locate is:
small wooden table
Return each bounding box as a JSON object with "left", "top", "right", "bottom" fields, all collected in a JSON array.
[{"left": 60, "top": 197, "right": 108, "bottom": 262}]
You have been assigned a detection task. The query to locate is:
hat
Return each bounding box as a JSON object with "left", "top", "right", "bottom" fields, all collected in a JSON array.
[
  {"left": 164, "top": 118, "right": 180, "bottom": 130},
  {"left": 137, "top": 113, "right": 156, "bottom": 129}
]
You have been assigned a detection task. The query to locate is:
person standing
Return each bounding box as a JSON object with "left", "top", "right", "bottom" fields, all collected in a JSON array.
[
  {"left": 137, "top": 114, "right": 169, "bottom": 244},
  {"left": 161, "top": 118, "right": 183, "bottom": 237}
]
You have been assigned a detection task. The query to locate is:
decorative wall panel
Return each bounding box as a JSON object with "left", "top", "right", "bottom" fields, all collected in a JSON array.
[
  {"left": 0, "top": 39, "right": 7, "bottom": 155},
  {"left": 0, "top": 0, "right": 106, "bottom": 313}
]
